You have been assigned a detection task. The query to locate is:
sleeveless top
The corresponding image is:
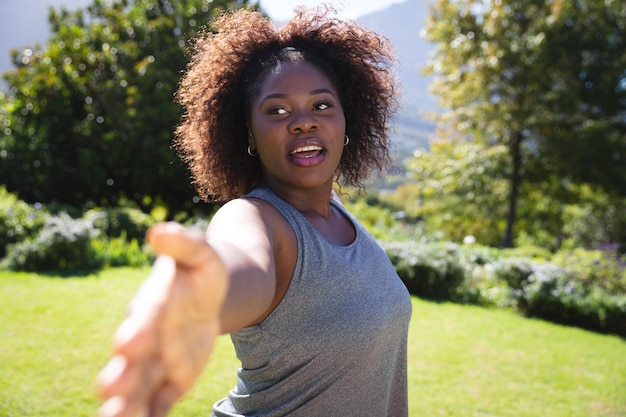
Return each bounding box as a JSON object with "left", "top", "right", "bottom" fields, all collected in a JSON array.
[{"left": 212, "top": 187, "right": 412, "bottom": 416}]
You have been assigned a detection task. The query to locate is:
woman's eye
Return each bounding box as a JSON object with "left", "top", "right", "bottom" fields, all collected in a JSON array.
[
  {"left": 268, "top": 107, "right": 288, "bottom": 115},
  {"left": 315, "top": 102, "right": 331, "bottom": 111}
]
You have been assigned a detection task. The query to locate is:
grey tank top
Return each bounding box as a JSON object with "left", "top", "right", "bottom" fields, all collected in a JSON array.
[{"left": 212, "top": 187, "right": 412, "bottom": 417}]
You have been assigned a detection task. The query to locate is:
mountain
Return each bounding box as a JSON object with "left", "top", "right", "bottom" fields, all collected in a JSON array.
[
  {"left": 358, "top": 0, "right": 438, "bottom": 159},
  {"left": 358, "top": 0, "right": 436, "bottom": 114}
]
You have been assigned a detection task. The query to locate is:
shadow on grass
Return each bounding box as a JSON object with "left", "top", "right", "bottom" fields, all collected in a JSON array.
[{"left": 39, "top": 268, "right": 104, "bottom": 278}]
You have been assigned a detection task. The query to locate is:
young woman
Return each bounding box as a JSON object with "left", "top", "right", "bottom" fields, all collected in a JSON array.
[{"left": 97, "top": 6, "right": 412, "bottom": 417}]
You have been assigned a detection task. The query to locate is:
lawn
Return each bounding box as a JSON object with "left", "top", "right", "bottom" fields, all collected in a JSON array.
[{"left": 1, "top": 268, "right": 625, "bottom": 417}]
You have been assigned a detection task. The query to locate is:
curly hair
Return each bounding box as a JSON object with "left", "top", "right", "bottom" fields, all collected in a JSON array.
[{"left": 174, "top": 5, "right": 399, "bottom": 202}]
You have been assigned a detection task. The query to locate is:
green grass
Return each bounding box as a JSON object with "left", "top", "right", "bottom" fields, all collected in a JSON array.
[{"left": 1, "top": 268, "right": 625, "bottom": 417}]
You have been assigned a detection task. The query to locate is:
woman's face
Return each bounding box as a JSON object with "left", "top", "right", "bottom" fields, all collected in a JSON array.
[{"left": 248, "top": 61, "right": 346, "bottom": 193}]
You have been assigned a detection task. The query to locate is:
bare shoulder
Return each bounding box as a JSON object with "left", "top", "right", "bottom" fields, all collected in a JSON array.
[{"left": 207, "top": 197, "right": 293, "bottom": 247}]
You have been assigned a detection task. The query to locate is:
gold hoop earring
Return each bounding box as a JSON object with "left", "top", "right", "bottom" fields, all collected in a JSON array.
[
  {"left": 247, "top": 144, "right": 258, "bottom": 157},
  {"left": 344, "top": 135, "right": 350, "bottom": 147}
]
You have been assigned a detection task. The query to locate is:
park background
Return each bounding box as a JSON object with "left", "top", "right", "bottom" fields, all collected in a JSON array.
[{"left": 1, "top": 0, "right": 625, "bottom": 416}]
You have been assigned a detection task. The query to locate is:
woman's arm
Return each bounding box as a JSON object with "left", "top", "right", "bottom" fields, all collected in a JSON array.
[
  {"left": 97, "top": 199, "right": 282, "bottom": 417},
  {"left": 205, "top": 198, "right": 281, "bottom": 334}
]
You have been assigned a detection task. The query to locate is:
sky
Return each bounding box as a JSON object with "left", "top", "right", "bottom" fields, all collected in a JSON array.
[{"left": 257, "top": 0, "right": 405, "bottom": 21}]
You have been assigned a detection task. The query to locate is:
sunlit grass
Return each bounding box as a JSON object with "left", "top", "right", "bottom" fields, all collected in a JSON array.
[
  {"left": 1, "top": 268, "right": 625, "bottom": 416},
  {"left": 407, "top": 301, "right": 626, "bottom": 417}
]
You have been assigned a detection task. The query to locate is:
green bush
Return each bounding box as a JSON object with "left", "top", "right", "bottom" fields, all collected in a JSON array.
[
  {"left": 519, "top": 263, "right": 626, "bottom": 336},
  {"left": 384, "top": 241, "right": 466, "bottom": 299},
  {"left": 84, "top": 206, "right": 154, "bottom": 241},
  {"left": 500, "top": 245, "right": 553, "bottom": 261},
  {"left": 3, "top": 209, "right": 157, "bottom": 272},
  {"left": 3, "top": 213, "right": 100, "bottom": 272},
  {"left": 490, "top": 257, "right": 626, "bottom": 336},
  {"left": 384, "top": 242, "right": 626, "bottom": 336},
  {"left": 1, "top": 197, "right": 158, "bottom": 271},
  {"left": 0, "top": 187, "right": 47, "bottom": 258},
  {"left": 458, "top": 244, "right": 501, "bottom": 265},
  {"left": 550, "top": 248, "right": 626, "bottom": 294},
  {"left": 89, "top": 233, "right": 153, "bottom": 268},
  {"left": 492, "top": 257, "right": 535, "bottom": 291},
  {"left": 456, "top": 264, "right": 514, "bottom": 308}
]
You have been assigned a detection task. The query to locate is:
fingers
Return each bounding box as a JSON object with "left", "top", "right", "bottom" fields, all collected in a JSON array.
[
  {"left": 97, "top": 275, "right": 165, "bottom": 416},
  {"left": 147, "top": 222, "right": 219, "bottom": 269},
  {"left": 97, "top": 222, "right": 229, "bottom": 417},
  {"left": 97, "top": 257, "right": 173, "bottom": 417},
  {"left": 146, "top": 222, "right": 229, "bottom": 320},
  {"left": 98, "top": 396, "right": 131, "bottom": 417},
  {"left": 97, "top": 354, "right": 164, "bottom": 417},
  {"left": 98, "top": 355, "right": 133, "bottom": 399}
]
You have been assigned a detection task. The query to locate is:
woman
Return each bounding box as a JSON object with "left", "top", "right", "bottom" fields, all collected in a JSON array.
[{"left": 97, "top": 6, "right": 412, "bottom": 417}]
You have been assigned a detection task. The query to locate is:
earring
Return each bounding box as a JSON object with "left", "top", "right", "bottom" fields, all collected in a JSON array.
[
  {"left": 344, "top": 135, "right": 350, "bottom": 147},
  {"left": 247, "top": 144, "right": 258, "bottom": 157}
]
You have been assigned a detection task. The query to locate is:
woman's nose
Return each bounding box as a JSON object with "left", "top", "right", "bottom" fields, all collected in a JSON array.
[{"left": 289, "top": 111, "right": 318, "bottom": 133}]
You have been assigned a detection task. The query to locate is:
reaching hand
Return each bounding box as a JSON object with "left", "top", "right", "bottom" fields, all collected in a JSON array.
[{"left": 97, "top": 222, "right": 229, "bottom": 417}]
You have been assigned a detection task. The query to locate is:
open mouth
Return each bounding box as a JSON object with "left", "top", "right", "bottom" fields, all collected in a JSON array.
[{"left": 289, "top": 145, "right": 325, "bottom": 159}]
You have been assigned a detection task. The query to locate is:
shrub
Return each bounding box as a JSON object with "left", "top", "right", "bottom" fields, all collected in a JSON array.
[
  {"left": 84, "top": 206, "right": 154, "bottom": 241},
  {"left": 384, "top": 241, "right": 466, "bottom": 299},
  {"left": 344, "top": 198, "right": 401, "bottom": 241},
  {"left": 3, "top": 213, "right": 100, "bottom": 272},
  {"left": 519, "top": 263, "right": 626, "bottom": 336},
  {"left": 488, "top": 258, "right": 626, "bottom": 336},
  {"left": 492, "top": 257, "right": 535, "bottom": 291},
  {"left": 382, "top": 242, "right": 626, "bottom": 336},
  {"left": 501, "top": 245, "right": 553, "bottom": 261},
  {"left": 550, "top": 248, "right": 626, "bottom": 294},
  {"left": 456, "top": 263, "right": 515, "bottom": 308},
  {"left": 89, "top": 233, "right": 153, "bottom": 268},
  {"left": 458, "top": 244, "right": 501, "bottom": 266},
  {"left": 0, "top": 187, "right": 47, "bottom": 258}
]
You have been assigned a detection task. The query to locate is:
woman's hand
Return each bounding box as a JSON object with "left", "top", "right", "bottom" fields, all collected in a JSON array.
[{"left": 97, "top": 222, "right": 229, "bottom": 417}]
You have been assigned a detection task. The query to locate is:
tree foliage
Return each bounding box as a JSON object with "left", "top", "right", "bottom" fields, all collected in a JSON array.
[
  {"left": 394, "top": 134, "right": 626, "bottom": 250},
  {"left": 404, "top": 138, "right": 509, "bottom": 246},
  {"left": 423, "top": 0, "right": 626, "bottom": 247},
  {"left": 0, "top": 0, "right": 254, "bottom": 214}
]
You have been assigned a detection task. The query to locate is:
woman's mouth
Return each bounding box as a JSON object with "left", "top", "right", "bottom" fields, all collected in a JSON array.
[
  {"left": 288, "top": 144, "right": 326, "bottom": 166},
  {"left": 289, "top": 145, "right": 324, "bottom": 159}
]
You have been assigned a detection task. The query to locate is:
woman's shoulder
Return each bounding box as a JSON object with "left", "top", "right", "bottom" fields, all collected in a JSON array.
[
  {"left": 209, "top": 194, "right": 295, "bottom": 245},
  {"left": 211, "top": 196, "right": 279, "bottom": 227}
]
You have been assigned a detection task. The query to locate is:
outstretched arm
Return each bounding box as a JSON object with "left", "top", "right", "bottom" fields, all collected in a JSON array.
[
  {"left": 97, "top": 223, "right": 229, "bottom": 417},
  {"left": 97, "top": 199, "right": 280, "bottom": 417}
]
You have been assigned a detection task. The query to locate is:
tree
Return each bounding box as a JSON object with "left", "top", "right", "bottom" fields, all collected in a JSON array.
[
  {"left": 398, "top": 132, "right": 626, "bottom": 250},
  {"left": 528, "top": 0, "right": 626, "bottom": 196},
  {"left": 423, "top": 0, "right": 626, "bottom": 247},
  {"left": 0, "top": 0, "right": 254, "bottom": 214},
  {"left": 404, "top": 137, "right": 510, "bottom": 246}
]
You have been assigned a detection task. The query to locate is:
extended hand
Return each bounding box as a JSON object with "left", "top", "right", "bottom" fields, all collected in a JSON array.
[{"left": 97, "top": 223, "right": 229, "bottom": 417}]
